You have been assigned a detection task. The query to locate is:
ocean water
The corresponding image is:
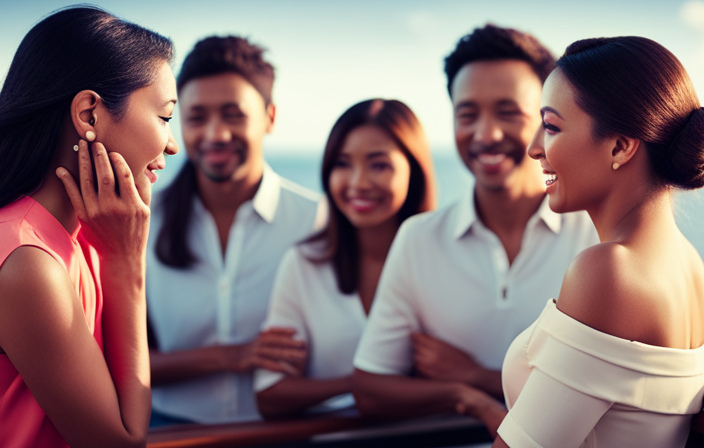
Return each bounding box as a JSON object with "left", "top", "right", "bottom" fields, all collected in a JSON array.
[{"left": 156, "top": 151, "right": 704, "bottom": 256}]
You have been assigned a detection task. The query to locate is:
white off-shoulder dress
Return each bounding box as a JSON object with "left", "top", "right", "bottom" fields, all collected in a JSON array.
[{"left": 497, "top": 299, "right": 704, "bottom": 448}]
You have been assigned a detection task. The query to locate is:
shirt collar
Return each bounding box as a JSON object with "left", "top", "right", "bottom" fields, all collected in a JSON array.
[
  {"left": 252, "top": 163, "right": 281, "bottom": 224},
  {"left": 453, "top": 191, "right": 562, "bottom": 240}
]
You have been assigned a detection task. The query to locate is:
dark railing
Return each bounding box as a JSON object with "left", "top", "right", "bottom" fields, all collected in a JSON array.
[{"left": 147, "top": 411, "right": 493, "bottom": 448}]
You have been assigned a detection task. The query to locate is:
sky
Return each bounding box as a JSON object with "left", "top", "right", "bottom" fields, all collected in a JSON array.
[{"left": 2, "top": 0, "right": 704, "bottom": 157}]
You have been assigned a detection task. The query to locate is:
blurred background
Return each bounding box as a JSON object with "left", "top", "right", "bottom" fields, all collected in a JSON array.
[{"left": 2, "top": 0, "right": 704, "bottom": 251}]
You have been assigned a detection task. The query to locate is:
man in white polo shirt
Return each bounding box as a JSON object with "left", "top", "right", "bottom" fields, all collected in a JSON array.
[
  {"left": 352, "top": 25, "right": 598, "bottom": 417},
  {"left": 145, "top": 36, "right": 325, "bottom": 425}
]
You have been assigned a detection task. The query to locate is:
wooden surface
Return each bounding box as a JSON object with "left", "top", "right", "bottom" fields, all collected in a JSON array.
[{"left": 147, "top": 412, "right": 490, "bottom": 448}]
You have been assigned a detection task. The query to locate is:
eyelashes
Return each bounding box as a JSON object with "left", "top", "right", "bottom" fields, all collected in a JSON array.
[
  {"left": 160, "top": 116, "right": 173, "bottom": 123},
  {"left": 542, "top": 121, "right": 560, "bottom": 134}
]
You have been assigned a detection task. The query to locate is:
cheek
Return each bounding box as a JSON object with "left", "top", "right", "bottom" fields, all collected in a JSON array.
[
  {"left": 385, "top": 166, "right": 412, "bottom": 209},
  {"left": 328, "top": 170, "right": 347, "bottom": 207}
]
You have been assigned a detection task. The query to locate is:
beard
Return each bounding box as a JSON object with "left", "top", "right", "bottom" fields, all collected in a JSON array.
[{"left": 194, "top": 139, "right": 248, "bottom": 183}]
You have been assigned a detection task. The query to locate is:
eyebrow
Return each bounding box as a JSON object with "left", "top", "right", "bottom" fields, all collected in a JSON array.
[
  {"left": 367, "top": 151, "right": 390, "bottom": 159},
  {"left": 541, "top": 106, "right": 563, "bottom": 119}
]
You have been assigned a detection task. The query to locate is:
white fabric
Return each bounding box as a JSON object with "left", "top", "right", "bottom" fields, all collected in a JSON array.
[
  {"left": 146, "top": 164, "right": 325, "bottom": 424},
  {"left": 354, "top": 192, "right": 598, "bottom": 374},
  {"left": 498, "top": 299, "right": 704, "bottom": 448},
  {"left": 253, "top": 246, "right": 366, "bottom": 410}
]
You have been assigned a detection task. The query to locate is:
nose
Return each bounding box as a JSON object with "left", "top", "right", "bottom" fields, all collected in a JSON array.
[
  {"left": 165, "top": 129, "right": 179, "bottom": 156},
  {"left": 349, "top": 165, "right": 371, "bottom": 190},
  {"left": 527, "top": 125, "right": 545, "bottom": 160},
  {"left": 205, "top": 118, "right": 232, "bottom": 143},
  {"left": 473, "top": 114, "right": 503, "bottom": 145}
]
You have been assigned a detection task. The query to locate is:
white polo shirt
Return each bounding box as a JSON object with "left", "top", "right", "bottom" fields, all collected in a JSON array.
[
  {"left": 146, "top": 164, "right": 325, "bottom": 424},
  {"left": 254, "top": 246, "right": 366, "bottom": 409},
  {"left": 353, "top": 192, "right": 598, "bottom": 375}
]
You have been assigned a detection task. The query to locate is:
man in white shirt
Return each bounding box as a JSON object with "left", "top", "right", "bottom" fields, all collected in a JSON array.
[
  {"left": 146, "top": 36, "right": 325, "bottom": 425},
  {"left": 352, "top": 25, "right": 598, "bottom": 418}
]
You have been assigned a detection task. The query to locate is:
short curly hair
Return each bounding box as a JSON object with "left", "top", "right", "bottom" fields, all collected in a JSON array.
[
  {"left": 444, "top": 24, "right": 555, "bottom": 97},
  {"left": 177, "top": 35, "right": 274, "bottom": 104}
]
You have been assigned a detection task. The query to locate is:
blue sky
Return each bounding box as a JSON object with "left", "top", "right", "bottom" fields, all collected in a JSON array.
[{"left": 1, "top": 0, "right": 703, "bottom": 156}]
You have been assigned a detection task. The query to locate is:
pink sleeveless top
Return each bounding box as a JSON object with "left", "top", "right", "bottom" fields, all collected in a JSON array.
[{"left": 0, "top": 196, "right": 104, "bottom": 448}]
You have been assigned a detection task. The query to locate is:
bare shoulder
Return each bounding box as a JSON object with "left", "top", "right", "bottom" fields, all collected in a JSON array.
[
  {"left": 0, "top": 246, "right": 77, "bottom": 350},
  {"left": 557, "top": 242, "right": 649, "bottom": 341}
]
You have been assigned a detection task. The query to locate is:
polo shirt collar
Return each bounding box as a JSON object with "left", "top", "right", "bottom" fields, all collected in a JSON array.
[
  {"left": 453, "top": 191, "right": 562, "bottom": 240},
  {"left": 252, "top": 163, "right": 281, "bottom": 224}
]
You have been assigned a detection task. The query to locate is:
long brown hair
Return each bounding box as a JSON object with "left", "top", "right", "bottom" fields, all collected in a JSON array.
[{"left": 307, "top": 99, "right": 436, "bottom": 294}]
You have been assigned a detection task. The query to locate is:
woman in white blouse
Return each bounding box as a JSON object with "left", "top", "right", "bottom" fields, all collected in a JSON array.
[
  {"left": 254, "top": 99, "right": 437, "bottom": 417},
  {"left": 455, "top": 37, "right": 704, "bottom": 448}
]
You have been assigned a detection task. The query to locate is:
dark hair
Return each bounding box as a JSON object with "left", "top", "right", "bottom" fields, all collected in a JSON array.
[
  {"left": 0, "top": 6, "right": 173, "bottom": 209},
  {"left": 444, "top": 24, "right": 555, "bottom": 96},
  {"left": 307, "top": 99, "right": 436, "bottom": 294},
  {"left": 556, "top": 36, "right": 704, "bottom": 190},
  {"left": 177, "top": 35, "right": 274, "bottom": 104}
]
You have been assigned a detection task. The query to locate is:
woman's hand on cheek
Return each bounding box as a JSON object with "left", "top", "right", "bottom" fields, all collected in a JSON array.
[{"left": 56, "top": 139, "right": 150, "bottom": 260}]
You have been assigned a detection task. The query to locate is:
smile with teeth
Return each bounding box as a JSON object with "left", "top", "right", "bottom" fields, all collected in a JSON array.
[
  {"left": 348, "top": 197, "right": 380, "bottom": 212},
  {"left": 545, "top": 172, "right": 558, "bottom": 186},
  {"left": 477, "top": 153, "right": 507, "bottom": 165}
]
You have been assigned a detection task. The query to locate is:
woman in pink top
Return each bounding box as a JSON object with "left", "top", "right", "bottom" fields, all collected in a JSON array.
[{"left": 0, "top": 6, "right": 178, "bottom": 448}]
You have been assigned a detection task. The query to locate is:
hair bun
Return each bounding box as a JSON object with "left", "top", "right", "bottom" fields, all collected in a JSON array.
[{"left": 660, "top": 108, "right": 704, "bottom": 190}]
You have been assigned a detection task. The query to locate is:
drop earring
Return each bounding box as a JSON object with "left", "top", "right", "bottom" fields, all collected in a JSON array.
[{"left": 612, "top": 162, "right": 620, "bottom": 170}]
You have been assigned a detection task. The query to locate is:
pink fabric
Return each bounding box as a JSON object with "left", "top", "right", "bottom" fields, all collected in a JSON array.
[{"left": 0, "top": 196, "right": 103, "bottom": 448}]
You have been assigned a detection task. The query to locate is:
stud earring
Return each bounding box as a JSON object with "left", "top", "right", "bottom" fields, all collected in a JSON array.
[
  {"left": 73, "top": 145, "right": 79, "bottom": 152},
  {"left": 612, "top": 162, "right": 620, "bottom": 170},
  {"left": 86, "top": 131, "right": 96, "bottom": 141}
]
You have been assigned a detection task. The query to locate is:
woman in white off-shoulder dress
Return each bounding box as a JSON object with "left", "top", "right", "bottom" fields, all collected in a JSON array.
[{"left": 459, "top": 36, "right": 704, "bottom": 448}]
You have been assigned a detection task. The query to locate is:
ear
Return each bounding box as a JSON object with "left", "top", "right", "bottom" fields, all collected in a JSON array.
[
  {"left": 265, "top": 103, "right": 276, "bottom": 134},
  {"left": 70, "top": 90, "right": 102, "bottom": 140},
  {"left": 611, "top": 134, "right": 641, "bottom": 169}
]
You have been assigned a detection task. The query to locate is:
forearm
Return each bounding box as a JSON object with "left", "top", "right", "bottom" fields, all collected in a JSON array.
[
  {"left": 100, "top": 257, "right": 151, "bottom": 443},
  {"left": 257, "top": 376, "right": 352, "bottom": 419},
  {"left": 150, "top": 342, "right": 253, "bottom": 386},
  {"left": 468, "top": 367, "right": 504, "bottom": 401},
  {"left": 352, "top": 369, "right": 461, "bottom": 419}
]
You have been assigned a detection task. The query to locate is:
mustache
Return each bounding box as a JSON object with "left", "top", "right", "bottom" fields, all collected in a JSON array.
[{"left": 199, "top": 140, "right": 247, "bottom": 153}]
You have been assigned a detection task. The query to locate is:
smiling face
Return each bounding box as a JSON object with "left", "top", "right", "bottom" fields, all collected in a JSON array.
[
  {"left": 179, "top": 72, "right": 273, "bottom": 184},
  {"left": 451, "top": 60, "right": 543, "bottom": 193},
  {"left": 96, "top": 60, "right": 179, "bottom": 190},
  {"left": 328, "top": 125, "right": 412, "bottom": 229},
  {"left": 528, "top": 69, "right": 615, "bottom": 213}
]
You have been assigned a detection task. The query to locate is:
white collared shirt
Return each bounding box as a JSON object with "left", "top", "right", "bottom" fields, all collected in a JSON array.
[
  {"left": 253, "top": 246, "right": 366, "bottom": 410},
  {"left": 146, "top": 164, "right": 325, "bottom": 424},
  {"left": 354, "top": 192, "right": 599, "bottom": 374}
]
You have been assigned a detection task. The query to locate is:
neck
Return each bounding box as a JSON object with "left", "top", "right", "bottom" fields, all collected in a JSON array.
[
  {"left": 474, "top": 176, "right": 546, "bottom": 235},
  {"left": 196, "top": 160, "right": 264, "bottom": 215},
  {"left": 355, "top": 218, "right": 399, "bottom": 263},
  {"left": 30, "top": 125, "right": 81, "bottom": 234},
  {"left": 588, "top": 183, "right": 675, "bottom": 244}
]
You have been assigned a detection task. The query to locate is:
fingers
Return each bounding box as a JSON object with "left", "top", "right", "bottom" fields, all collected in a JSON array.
[
  {"left": 55, "top": 167, "right": 86, "bottom": 219},
  {"left": 262, "top": 327, "right": 298, "bottom": 337},
  {"left": 108, "top": 152, "right": 140, "bottom": 203},
  {"left": 255, "top": 346, "right": 307, "bottom": 363},
  {"left": 258, "top": 334, "right": 306, "bottom": 350},
  {"left": 91, "top": 142, "right": 115, "bottom": 198},
  {"left": 253, "top": 358, "right": 301, "bottom": 376},
  {"left": 76, "top": 140, "right": 98, "bottom": 205}
]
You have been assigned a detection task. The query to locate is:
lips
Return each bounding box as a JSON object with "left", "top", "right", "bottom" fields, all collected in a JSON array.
[
  {"left": 145, "top": 168, "right": 158, "bottom": 184},
  {"left": 348, "top": 197, "right": 379, "bottom": 213},
  {"left": 476, "top": 153, "right": 507, "bottom": 166}
]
